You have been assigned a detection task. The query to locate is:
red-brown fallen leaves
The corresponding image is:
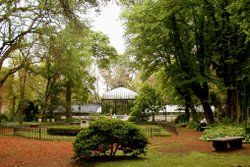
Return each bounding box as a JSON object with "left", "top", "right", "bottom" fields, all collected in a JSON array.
[{"left": 0, "top": 136, "right": 74, "bottom": 167}]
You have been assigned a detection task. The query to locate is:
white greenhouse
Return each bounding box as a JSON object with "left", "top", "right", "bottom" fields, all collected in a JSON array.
[{"left": 101, "top": 87, "right": 137, "bottom": 114}]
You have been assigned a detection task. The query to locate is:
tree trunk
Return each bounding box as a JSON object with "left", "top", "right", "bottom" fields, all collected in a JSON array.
[
  {"left": 42, "top": 93, "right": 49, "bottom": 121},
  {"left": 175, "top": 87, "right": 194, "bottom": 121},
  {"left": 66, "top": 79, "right": 72, "bottom": 118},
  {"left": 42, "top": 78, "right": 51, "bottom": 121},
  {"left": 0, "top": 84, "right": 3, "bottom": 113},
  {"left": 185, "top": 95, "right": 198, "bottom": 122},
  {"left": 191, "top": 82, "right": 214, "bottom": 123},
  {"left": 190, "top": 104, "right": 198, "bottom": 122},
  {"left": 10, "top": 95, "right": 16, "bottom": 121},
  {"left": 184, "top": 95, "right": 191, "bottom": 121},
  {"left": 201, "top": 100, "right": 214, "bottom": 123},
  {"left": 18, "top": 69, "right": 27, "bottom": 124},
  {"left": 226, "top": 88, "right": 241, "bottom": 122}
]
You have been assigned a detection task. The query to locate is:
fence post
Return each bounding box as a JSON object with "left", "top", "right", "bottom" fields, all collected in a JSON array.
[
  {"left": 14, "top": 127, "right": 17, "bottom": 136},
  {"left": 39, "top": 128, "right": 41, "bottom": 140}
]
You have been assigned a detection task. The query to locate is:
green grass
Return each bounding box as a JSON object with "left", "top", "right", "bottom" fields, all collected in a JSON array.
[{"left": 94, "top": 151, "right": 250, "bottom": 167}]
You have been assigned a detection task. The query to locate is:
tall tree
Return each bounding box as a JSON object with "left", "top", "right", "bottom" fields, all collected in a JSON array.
[
  {"left": 0, "top": 0, "right": 102, "bottom": 112},
  {"left": 205, "top": 0, "right": 250, "bottom": 122},
  {"left": 121, "top": 0, "right": 215, "bottom": 122},
  {"left": 121, "top": 0, "right": 249, "bottom": 123},
  {"left": 131, "top": 83, "right": 163, "bottom": 122}
]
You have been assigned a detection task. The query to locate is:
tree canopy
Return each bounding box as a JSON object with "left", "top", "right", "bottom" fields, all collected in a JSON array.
[
  {"left": 0, "top": 0, "right": 118, "bottom": 121},
  {"left": 121, "top": 0, "right": 250, "bottom": 123}
]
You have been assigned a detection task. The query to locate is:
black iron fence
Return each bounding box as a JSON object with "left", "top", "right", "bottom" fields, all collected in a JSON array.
[
  {"left": 0, "top": 125, "right": 170, "bottom": 141},
  {"left": 142, "top": 127, "right": 171, "bottom": 138},
  {"left": 0, "top": 125, "right": 75, "bottom": 141}
]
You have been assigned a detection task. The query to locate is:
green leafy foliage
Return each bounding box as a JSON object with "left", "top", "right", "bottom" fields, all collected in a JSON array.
[
  {"left": 186, "top": 121, "right": 199, "bottom": 129},
  {"left": 200, "top": 125, "right": 248, "bottom": 142},
  {"left": 174, "top": 113, "right": 188, "bottom": 124},
  {"left": 121, "top": 0, "right": 250, "bottom": 122},
  {"left": 0, "top": 113, "right": 9, "bottom": 123},
  {"left": 244, "top": 133, "right": 250, "bottom": 143},
  {"left": 73, "top": 118, "right": 148, "bottom": 159},
  {"left": 130, "top": 83, "right": 163, "bottom": 122}
]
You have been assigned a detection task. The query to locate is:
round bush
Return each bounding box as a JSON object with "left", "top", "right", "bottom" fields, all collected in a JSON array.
[{"left": 73, "top": 118, "right": 148, "bottom": 159}]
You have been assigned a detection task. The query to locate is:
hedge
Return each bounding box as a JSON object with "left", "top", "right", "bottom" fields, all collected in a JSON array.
[{"left": 47, "top": 126, "right": 85, "bottom": 136}]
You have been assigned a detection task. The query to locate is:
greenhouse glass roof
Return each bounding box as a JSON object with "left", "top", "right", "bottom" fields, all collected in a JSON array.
[{"left": 102, "top": 87, "right": 137, "bottom": 100}]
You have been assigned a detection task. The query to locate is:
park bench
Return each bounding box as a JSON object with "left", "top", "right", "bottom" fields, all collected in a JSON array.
[{"left": 211, "top": 137, "right": 244, "bottom": 151}]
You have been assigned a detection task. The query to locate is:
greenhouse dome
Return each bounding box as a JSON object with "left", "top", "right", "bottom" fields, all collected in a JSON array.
[{"left": 101, "top": 87, "right": 137, "bottom": 115}]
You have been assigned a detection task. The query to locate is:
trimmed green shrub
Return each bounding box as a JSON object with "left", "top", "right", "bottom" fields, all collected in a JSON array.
[
  {"left": 47, "top": 126, "right": 85, "bottom": 136},
  {"left": 73, "top": 118, "right": 148, "bottom": 159}
]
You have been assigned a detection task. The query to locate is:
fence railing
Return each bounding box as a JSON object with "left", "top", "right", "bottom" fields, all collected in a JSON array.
[
  {"left": 142, "top": 127, "right": 171, "bottom": 138},
  {"left": 0, "top": 125, "right": 170, "bottom": 141},
  {"left": 143, "top": 128, "right": 161, "bottom": 138},
  {"left": 0, "top": 125, "right": 75, "bottom": 141}
]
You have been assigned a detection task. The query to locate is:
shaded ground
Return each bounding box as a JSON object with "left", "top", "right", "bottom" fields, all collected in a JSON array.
[
  {"left": 0, "top": 128, "right": 249, "bottom": 167},
  {"left": 151, "top": 128, "right": 250, "bottom": 155}
]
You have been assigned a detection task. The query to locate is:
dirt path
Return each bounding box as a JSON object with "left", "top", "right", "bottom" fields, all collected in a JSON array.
[
  {"left": 0, "top": 128, "right": 249, "bottom": 167},
  {"left": 0, "top": 136, "right": 74, "bottom": 167},
  {"left": 151, "top": 128, "right": 250, "bottom": 155}
]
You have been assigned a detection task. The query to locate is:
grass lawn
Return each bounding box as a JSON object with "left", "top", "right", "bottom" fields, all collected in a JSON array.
[{"left": 94, "top": 151, "right": 250, "bottom": 167}]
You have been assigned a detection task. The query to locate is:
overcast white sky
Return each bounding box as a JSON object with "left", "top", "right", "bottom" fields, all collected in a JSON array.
[
  {"left": 87, "top": 3, "right": 125, "bottom": 54},
  {"left": 86, "top": 3, "right": 126, "bottom": 95}
]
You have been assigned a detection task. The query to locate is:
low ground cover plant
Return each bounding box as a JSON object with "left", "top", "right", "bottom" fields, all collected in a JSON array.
[
  {"left": 73, "top": 118, "right": 148, "bottom": 159},
  {"left": 201, "top": 125, "right": 250, "bottom": 143},
  {"left": 186, "top": 121, "right": 199, "bottom": 129}
]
